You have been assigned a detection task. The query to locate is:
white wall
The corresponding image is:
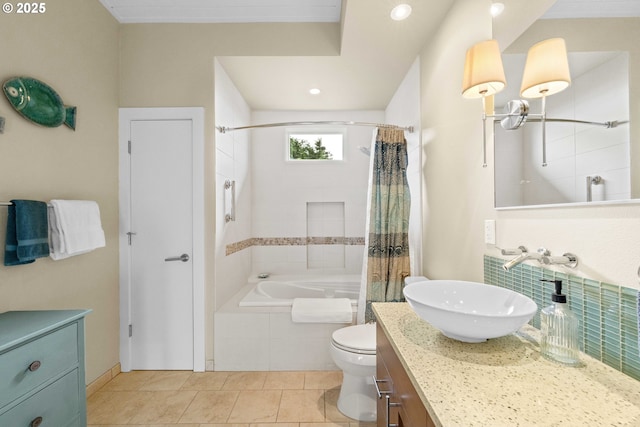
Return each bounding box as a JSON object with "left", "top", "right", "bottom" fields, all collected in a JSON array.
[
  {"left": 250, "top": 110, "right": 383, "bottom": 275},
  {"left": 0, "top": 0, "right": 120, "bottom": 383},
  {"left": 214, "top": 59, "right": 253, "bottom": 312},
  {"left": 420, "top": 0, "right": 494, "bottom": 281},
  {"left": 385, "top": 58, "right": 423, "bottom": 276}
]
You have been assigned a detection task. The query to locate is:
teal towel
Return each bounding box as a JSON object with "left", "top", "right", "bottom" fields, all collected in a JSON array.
[{"left": 4, "top": 200, "right": 50, "bottom": 266}]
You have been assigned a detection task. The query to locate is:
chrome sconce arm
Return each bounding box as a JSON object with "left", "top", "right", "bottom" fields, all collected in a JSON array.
[
  {"left": 487, "top": 97, "right": 550, "bottom": 166},
  {"left": 486, "top": 99, "right": 627, "bottom": 168}
]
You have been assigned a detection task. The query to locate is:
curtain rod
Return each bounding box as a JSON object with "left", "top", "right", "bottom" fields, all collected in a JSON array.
[
  {"left": 216, "top": 121, "right": 414, "bottom": 134},
  {"left": 0, "top": 201, "right": 12, "bottom": 206}
]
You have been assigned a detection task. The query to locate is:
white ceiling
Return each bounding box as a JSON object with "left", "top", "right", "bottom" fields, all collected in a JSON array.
[
  {"left": 99, "top": 0, "right": 640, "bottom": 111},
  {"left": 542, "top": 0, "right": 640, "bottom": 19},
  {"left": 98, "top": 0, "right": 343, "bottom": 23},
  {"left": 217, "top": 0, "right": 455, "bottom": 111}
]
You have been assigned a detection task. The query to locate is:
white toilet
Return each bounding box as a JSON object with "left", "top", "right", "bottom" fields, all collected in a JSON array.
[
  {"left": 329, "top": 323, "right": 377, "bottom": 421},
  {"left": 330, "top": 276, "right": 428, "bottom": 421}
]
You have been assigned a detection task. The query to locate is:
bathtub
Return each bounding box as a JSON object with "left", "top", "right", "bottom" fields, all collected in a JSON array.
[
  {"left": 239, "top": 274, "right": 361, "bottom": 307},
  {"left": 215, "top": 273, "right": 360, "bottom": 371}
]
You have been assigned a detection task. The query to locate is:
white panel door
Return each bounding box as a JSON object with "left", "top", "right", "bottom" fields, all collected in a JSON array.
[{"left": 129, "top": 119, "right": 193, "bottom": 370}]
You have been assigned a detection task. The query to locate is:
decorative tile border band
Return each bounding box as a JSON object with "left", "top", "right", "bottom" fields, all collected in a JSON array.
[
  {"left": 484, "top": 255, "right": 640, "bottom": 381},
  {"left": 225, "top": 236, "right": 365, "bottom": 256}
]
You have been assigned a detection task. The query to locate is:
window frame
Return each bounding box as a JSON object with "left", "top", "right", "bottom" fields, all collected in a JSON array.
[{"left": 285, "top": 127, "right": 346, "bottom": 162}]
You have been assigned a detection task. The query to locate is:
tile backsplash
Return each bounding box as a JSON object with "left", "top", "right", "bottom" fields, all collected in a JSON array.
[{"left": 484, "top": 255, "right": 640, "bottom": 381}]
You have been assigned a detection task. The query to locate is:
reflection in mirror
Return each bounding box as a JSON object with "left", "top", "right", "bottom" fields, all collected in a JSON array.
[
  {"left": 492, "top": 11, "right": 640, "bottom": 209},
  {"left": 495, "top": 51, "right": 630, "bottom": 207}
]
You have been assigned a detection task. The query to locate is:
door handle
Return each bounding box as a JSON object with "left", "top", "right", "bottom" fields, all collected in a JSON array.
[{"left": 164, "top": 254, "right": 190, "bottom": 262}]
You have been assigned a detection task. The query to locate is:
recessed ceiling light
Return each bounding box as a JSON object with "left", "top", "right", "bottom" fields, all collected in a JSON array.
[
  {"left": 390, "top": 4, "right": 412, "bottom": 21},
  {"left": 309, "top": 88, "right": 321, "bottom": 95},
  {"left": 490, "top": 2, "right": 505, "bottom": 17}
]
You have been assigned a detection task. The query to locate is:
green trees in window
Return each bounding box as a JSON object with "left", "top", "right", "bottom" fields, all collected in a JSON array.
[{"left": 289, "top": 136, "right": 333, "bottom": 160}]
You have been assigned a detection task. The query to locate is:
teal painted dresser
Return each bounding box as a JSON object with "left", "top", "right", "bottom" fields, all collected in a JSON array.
[{"left": 0, "top": 310, "right": 91, "bottom": 427}]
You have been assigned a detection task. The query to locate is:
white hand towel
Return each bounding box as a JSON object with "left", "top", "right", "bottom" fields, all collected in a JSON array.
[
  {"left": 291, "top": 298, "right": 353, "bottom": 323},
  {"left": 48, "top": 200, "right": 106, "bottom": 260}
]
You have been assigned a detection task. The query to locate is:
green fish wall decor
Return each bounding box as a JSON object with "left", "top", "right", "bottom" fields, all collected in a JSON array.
[{"left": 2, "top": 77, "right": 76, "bottom": 130}]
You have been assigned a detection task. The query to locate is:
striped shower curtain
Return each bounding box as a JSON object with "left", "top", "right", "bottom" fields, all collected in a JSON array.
[{"left": 357, "top": 127, "right": 411, "bottom": 323}]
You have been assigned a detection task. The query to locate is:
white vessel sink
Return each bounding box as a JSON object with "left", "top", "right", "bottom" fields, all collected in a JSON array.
[{"left": 403, "top": 280, "right": 537, "bottom": 343}]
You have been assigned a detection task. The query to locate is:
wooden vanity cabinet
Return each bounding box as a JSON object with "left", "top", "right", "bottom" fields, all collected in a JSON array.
[{"left": 376, "top": 322, "right": 436, "bottom": 427}]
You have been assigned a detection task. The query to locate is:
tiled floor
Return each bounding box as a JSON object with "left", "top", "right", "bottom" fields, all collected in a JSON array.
[{"left": 87, "top": 370, "right": 376, "bottom": 427}]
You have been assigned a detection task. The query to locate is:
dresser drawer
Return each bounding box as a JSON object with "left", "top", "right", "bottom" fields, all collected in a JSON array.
[
  {"left": 0, "top": 369, "right": 80, "bottom": 426},
  {"left": 0, "top": 323, "right": 78, "bottom": 408}
]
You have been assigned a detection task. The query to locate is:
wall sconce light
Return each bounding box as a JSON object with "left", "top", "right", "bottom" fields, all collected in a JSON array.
[
  {"left": 461, "top": 39, "right": 506, "bottom": 167},
  {"left": 463, "top": 37, "right": 626, "bottom": 167},
  {"left": 516, "top": 38, "right": 571, "bottom": 166}
]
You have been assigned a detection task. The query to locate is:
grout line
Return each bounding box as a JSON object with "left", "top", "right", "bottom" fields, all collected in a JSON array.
[
  {"left": 86, "top": 362, "right": 122, "bottom": 397},
  {"left": 175, "top": 383, "right": 199, "bottom": 425},
  {"left": 599, "top": 280, "right": 604, "bottom": 361},
  {"left": 581, "top": 279, "right": 586, "bottom": 354},
  {"left": 618, "top": 284, "right": 623, "bottom": 371}
]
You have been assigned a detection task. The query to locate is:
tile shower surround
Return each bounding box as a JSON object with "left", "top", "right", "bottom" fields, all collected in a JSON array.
[
  {"left": 484, "top": 255, "right": 640, "bottom": 381},
  {"left": 226, "top": 237, "right": 365, "bottom": 256}
]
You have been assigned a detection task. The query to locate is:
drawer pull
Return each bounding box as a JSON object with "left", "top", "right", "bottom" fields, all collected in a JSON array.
[
  {"left": 373, "top": 377, "right": 399, "bottom": 427},
  {"left": 30, "top": 416, "right": 43, "bottom": 427},
  {"left": 28, "top": 361, "right": 41, "bottom": 372},
  {"left": 373, "top": 376, "right": 392, "bottom": 398},
  {"left": 385, "top": 394, "right": 400, "bottom": 427}
]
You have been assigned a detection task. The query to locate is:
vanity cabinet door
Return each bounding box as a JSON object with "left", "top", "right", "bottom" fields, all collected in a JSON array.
[{"left": 376, "top": 322, "right": 436, "bottom": 427}]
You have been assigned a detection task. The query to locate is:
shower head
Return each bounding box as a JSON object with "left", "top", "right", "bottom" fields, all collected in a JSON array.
[{"left": 358, "top": 146, "right": 370, "bottom": 156}]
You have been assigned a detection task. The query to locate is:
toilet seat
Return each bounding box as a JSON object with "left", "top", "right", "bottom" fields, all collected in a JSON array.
[{"left": 331, "top": 323, "right": 376, "bottom": 355}]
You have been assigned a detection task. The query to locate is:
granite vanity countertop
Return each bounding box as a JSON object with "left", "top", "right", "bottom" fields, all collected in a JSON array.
[{"left": 372, "top": 302, "right": 640, "bottom": 427}]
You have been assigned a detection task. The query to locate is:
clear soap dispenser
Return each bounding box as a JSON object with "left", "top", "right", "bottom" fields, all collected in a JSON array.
[{"left": 540, "top": 279, "right": 580, "bottom": 366}]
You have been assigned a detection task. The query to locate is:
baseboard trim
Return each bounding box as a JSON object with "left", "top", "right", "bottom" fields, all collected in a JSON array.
[{"left": 86, "top": 363, "right": 121, "bottom": 397}]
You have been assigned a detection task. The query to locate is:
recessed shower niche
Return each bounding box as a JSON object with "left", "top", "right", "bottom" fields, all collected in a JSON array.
[{"left": 307, "top": 201, "right": 345, "bottom": 269}]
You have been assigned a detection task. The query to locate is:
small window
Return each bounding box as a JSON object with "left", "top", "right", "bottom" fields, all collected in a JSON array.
[{"left": 287, "top": 130, "right": 344, "bottom": 161}]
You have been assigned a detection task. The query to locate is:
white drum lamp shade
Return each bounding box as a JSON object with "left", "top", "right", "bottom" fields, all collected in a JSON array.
[
  {"left": 462, "top": 39, "right": 506, "bottom": 99},
  {"left": 520, "top": 38, "right": 571, "bottom": 99}
]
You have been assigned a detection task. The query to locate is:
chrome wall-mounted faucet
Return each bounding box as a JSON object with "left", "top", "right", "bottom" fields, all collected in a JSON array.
[
  {"left": 502, "top": 247, "right": 550, "bottom": 271},
  {"left": 500, "top": 246, "right": 527, "bottom": 256},
  {"left": 540, "top": 253, "right": 578, "bottom": 268},
  {"left": 502, "top": 247, "right": 578, "bottom": 271}
]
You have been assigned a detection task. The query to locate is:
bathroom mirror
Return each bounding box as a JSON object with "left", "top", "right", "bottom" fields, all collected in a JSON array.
[{"left": 493, "top": 14, "right": 639, "bottom": 209}]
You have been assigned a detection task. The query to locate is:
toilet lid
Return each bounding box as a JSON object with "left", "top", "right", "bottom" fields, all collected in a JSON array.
[{"left": 331, "top": 323, "right": 376, "bottom": 355}]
